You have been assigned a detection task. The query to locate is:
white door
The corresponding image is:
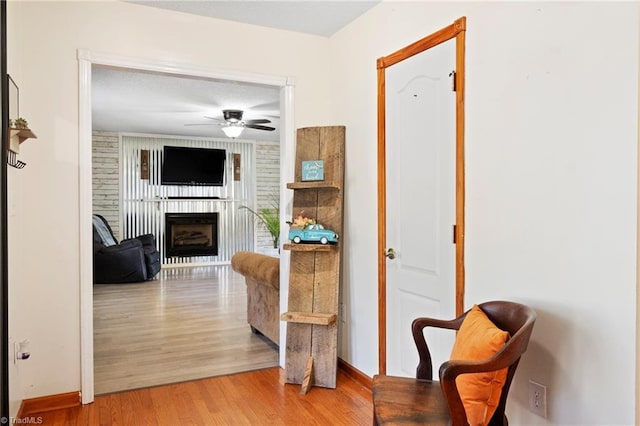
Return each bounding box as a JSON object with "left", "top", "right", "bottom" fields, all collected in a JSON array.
[{"left": 385, "top": 39, "right": 457, "bottom": 378}]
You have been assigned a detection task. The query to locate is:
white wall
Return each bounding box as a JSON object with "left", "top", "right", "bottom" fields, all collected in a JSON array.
[
  {"left": 6, "top": 0, "right": 332, "bottom": 410},
  {"left": 331, "top": 2, "right": 638, "bottom": 425},
  {"left": 6, "top": 1, "right": 639, "bottom": 424}
]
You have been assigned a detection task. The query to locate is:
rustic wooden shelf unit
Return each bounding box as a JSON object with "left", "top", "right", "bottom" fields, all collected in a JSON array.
[{"left": 281, "top": 125, "right": 345, "bottom": 395}]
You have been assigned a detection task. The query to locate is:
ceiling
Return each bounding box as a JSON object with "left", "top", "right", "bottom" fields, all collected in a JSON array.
[
  {"left": 93, "top": 1, "right": 379, "bottom": 142},
  {"left": 127, "top": 1, "right": 379, "bottom": 37},
  {"left": 92, "top": 67, "right": 282, "bottom": 142}
]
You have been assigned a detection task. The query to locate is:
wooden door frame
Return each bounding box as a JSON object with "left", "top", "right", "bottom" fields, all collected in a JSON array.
[{"left": 377, "top": 17, "right": 466, "bottom": 374}]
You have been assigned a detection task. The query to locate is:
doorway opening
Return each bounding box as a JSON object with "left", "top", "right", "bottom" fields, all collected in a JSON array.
[{"left": 79, "top": 50, "right": 295, "bottom": 403}]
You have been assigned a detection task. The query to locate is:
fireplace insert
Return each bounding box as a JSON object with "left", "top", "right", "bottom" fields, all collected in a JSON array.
[{"left": 165, "top": 212, "right": 219, "bottom": 257}]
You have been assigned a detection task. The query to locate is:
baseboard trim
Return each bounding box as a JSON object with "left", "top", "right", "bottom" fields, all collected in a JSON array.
[
  {"left": 338, "top": 357, "right": 372, "bottom": 390},
  {"left": 18, "top": 391, "right": 81, "bottom": 416}
]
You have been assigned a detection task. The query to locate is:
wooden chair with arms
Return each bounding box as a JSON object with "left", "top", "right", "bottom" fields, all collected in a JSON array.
[{"left": 373, "top": 301, "right": 536, "bottom": 425}]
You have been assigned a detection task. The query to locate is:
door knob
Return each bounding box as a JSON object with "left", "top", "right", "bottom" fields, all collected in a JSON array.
[{"left": 385, "top": 248, "right": 396, "bottom": 259}]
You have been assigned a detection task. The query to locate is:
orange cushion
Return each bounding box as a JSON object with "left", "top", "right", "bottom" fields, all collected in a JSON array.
[{"left": 450, "top": 305, "right": 509, "bottom": 426}]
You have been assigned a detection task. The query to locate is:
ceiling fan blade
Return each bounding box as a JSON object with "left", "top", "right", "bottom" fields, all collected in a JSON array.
[
  {"left": 245, "top": 124, "right": 276, "bottom": 131},
  {"left": 245, "top": 119, "right": 271, "bottom": 125},
  {"left": 203, "top": 116, "right": 225, "bottom": 122}
]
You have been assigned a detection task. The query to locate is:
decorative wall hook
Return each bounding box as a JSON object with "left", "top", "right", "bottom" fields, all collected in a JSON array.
[{"left": 7, "top": 151, "right": 26, "bottom": 169}]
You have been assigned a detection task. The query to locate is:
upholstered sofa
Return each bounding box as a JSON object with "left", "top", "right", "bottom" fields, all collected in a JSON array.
[{"left": 231, "top": 251, "right": 279, "bottom": 345}]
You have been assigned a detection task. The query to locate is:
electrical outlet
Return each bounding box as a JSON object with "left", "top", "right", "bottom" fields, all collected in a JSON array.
[{"left": 528, "top": 380, "right": 547, "bottom": 418}]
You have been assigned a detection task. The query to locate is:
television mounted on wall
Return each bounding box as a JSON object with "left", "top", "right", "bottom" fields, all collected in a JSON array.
[{"left": 161, "top": 145, "right": 226, "bottom": 186}]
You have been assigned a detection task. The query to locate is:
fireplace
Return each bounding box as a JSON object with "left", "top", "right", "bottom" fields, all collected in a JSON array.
[{"left": 165, "top": 212, "right": 219, "bottom": 257}]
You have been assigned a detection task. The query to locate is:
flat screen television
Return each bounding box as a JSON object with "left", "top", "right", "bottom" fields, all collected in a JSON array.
[{"left": 161, "top": 145, "right": 226, "bottom": 186}]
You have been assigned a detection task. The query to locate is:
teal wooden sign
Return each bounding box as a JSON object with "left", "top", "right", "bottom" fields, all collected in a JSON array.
[{"left": 301, "top": 160, "right": 324, "bottom": 181}]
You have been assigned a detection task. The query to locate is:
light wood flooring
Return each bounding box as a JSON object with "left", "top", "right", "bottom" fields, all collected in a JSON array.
[
  {"left": 32, "top": 367, "right": 373, "bottom": 425},
  {"left": 94, "top": 265, "right": 279, "bottom": 395}
]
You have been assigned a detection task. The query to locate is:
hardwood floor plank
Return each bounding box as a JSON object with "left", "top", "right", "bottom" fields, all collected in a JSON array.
[
  {"left": 94, "top": 265, "right": 278, "bottom": 394},
  {"left": 107, "top": 394, "right": 122, "bottom": 425},
  {"left": 149, "top": 385, "right": 181, "bottom": 426},
  {"left": 95, "top": 394, "right": 110, "bottom": 426}
]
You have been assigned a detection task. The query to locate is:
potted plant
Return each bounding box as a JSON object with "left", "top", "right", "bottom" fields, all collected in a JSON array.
[
  {"left": 13, "top": 117, "right": 29, "bottom": 129},
  {"left": 287, "top": 211, "right": 316, "bottom": 229},
  {"left": 240, "top": 195, "right": 280, "bottom": 250}
]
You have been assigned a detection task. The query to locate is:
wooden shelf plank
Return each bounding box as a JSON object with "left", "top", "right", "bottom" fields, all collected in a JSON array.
[
  {"left": 281, "top": 312, "right": 337, "bottom": 325},
  {"left": 283, "top": 243, "right": 338, "bottom": 252},
  {"left": 287, "top": 181, "right": 340, "bottom": 190}
]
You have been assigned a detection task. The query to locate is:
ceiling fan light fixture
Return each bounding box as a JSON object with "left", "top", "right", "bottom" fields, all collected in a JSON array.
[{"left": 221, "top": 124, "right": 244, "bottom": 138}]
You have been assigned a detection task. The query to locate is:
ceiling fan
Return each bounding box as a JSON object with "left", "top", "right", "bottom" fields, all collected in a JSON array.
[{"left": 186, "top": 109, "right": 276, "bottom": 138}]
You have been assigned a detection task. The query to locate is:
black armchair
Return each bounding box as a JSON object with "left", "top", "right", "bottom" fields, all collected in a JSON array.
[{"left": 92, "top": 214, "right": 161, "bottom": 283}]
